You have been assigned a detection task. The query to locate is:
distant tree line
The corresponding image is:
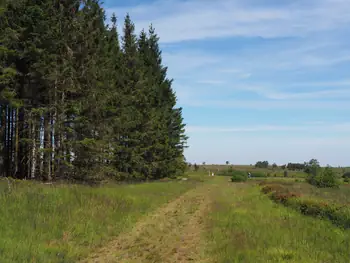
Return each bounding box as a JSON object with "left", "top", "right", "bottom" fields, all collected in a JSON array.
[
  {"left": 0, "top": 0, "right": 188, "bottom": 182},
  {"left": 255, "top": 161, "right": 269, "bottom": 168},
  {"left": 254, "top": 159, "right": 322, "bottom": 173}
]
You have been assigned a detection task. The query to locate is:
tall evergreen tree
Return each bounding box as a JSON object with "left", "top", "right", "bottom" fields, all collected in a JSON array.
[{"left": 0, "top": 2, "right": 188, "bottom": 182}]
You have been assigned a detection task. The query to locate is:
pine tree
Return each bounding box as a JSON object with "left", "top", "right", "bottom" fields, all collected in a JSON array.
[
  {"left": 117, "top": 14, "right": 146, "bottom": 178},
  {"left": 0, "top": 1, "right": 188, "bottom": 182}
]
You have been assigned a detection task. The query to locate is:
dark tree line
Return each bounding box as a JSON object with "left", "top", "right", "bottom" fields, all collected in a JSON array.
[
  {"left": 0, "top": 0, "right": 188, "bottom": 182},
  {"left": 255, "top": 161, "right": 269, "bottom": 169}
]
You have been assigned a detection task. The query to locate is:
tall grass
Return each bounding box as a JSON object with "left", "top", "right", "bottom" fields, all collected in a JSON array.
[
  {"left": 0, "top": 179, "right": 197, "bottom": 263},
  {"left": 205, "top": 178, "right": 350, "bottom": 262},
  {"left": 262, "top": 179, "right": 350, "bottom": 205}
]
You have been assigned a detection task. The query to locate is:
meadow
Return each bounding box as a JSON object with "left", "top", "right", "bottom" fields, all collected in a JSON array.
[
  {"left": 0, "top": 178, "right": 199, "bottom": 263},
  {"left": 1, "top": 169, "right": 350, "bottom": 262}
]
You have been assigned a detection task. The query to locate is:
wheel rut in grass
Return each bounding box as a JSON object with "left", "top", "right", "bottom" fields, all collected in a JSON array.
[{"left": 81, "top": 184, "right": 213, "bottom": 263}]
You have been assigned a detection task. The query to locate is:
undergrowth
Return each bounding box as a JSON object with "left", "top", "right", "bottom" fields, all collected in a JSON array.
[{"left": 260, "top": 182, "right": 350, "bottom": 228}]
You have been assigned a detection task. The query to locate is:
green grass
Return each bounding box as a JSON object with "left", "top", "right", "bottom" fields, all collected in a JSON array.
[
  {"left": 206, "top": 177, "right": 350, "bottom": 263},
  {"left": 257, "top": 179, "right": 350, "bottom": 229},
  {"left": 3, "top": 173, "right": 350, "bottom": 263},
  {"left": 0, "top": 178, "right": 197, "bottom": 263},
  {"left": 261, "top": 179, "right": 350, "bottom": 205}
]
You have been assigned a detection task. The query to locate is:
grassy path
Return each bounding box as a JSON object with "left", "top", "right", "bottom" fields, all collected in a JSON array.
[
  {"left": 0, "top": 180, "right": 197, "bottom": 263},
  {"left": 4, "top": 175, "right": 350, "bottom": 262},
  {"left": 82, "top": 177, "right": 350, "bottom": 263},
  {"left": 81, "top": 183, "right": 214, "bottom": 263}
]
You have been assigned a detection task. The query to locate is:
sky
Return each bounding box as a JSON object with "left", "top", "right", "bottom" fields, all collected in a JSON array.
[{"left": 103, "top": 0, "right": 350, "bottom": 166}]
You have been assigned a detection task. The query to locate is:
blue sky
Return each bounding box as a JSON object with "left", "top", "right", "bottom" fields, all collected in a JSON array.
[{"left": 104, "top": 0, "right": 350, "bottom": 166}]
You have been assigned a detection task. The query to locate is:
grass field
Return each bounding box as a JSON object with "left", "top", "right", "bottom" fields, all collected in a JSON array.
[
  {"left": 207, "top": 182, "right": 350, "bottom": 262},
  {"left": 1, "top": 173, "right": 350, "bottom": 262},
  {"left": 0, "top": 178, "right": 199, "bottom": 263}
]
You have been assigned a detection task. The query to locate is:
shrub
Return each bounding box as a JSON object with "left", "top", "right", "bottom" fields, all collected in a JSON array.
[
  {"left": 261, "top": 184, "right": 350, "bottom": 229},
  {"left": 344, "top": 178, "right": 350, "bottom": 183},
  {"left": 307, "top": 167, "right": 340, "bottom": 188},
  {"left": 284, "top": 170, "right": 288, "bottom": 177},
  {"left": 251, "top": 172, "right": 266, "bottom": 178},
  {"left": 261, "top": 184, "right": 285, "bottom": 194},
  {"left": 342, "top": 172, "right": 350, "bottom": 178},
  {"left": 218, "top": 167, "right": 234, "bottom": 176},
  {"left": 230, "top": 171, "right": 248, "bottom": 182},
  {"left": 260, "top": 183, "right": 300, "bottom": 204}
]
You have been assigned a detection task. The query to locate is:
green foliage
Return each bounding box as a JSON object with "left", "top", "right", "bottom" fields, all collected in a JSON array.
[
  {"left": 230, "top": 170, "right": 248, "bottom": 182},
  {"left": 255, "top": 160, "right": 269, "bottom": 168},
  {"left": 261, "top": 182, "right": 350, "bottom": 229},
  {"left": 208, "top": 182, "right": 350, "bottom": 263},
  {"left": 0, "top": 1, "right": 187, "bottom": 181},
  {"left": 250, "top": 172, "right": 266, "bottom": 178},
  {"left": 0, "top": 179, "right": 196, "bottom": 262},
  {"left": 307, "top": 166, "right": 340, "bottom": 188},
  {"left": 342, "top": 172, "right": 350, "bottom": 178},
  {"left": 304, "top": 159, "right": 320, "bottom": 175}
]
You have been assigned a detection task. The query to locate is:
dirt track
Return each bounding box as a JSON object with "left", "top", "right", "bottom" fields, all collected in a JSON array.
[{"left": 81, "top": 184, "right": 213, "bottom": 263}]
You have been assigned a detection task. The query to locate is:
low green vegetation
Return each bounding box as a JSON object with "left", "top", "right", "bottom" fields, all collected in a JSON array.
[
  {"left": 250, "top": 171, "right": 266, "bottom": 178},
  {"left": 216, "top": 168, "right": 248, "bottom": 182},
  {"left": 2, "top": 171, "right": 350, "bottom": 263},
  {"left": 230, "top": 171, "right": 248, "bottom": 182},
  {"left": 206, "top": 178, "right": 350, "bottom": 262},
  {"left": 306, "top": 166, "right": 340, "bottom": 188},
  {"left": 0, "top": 179, "right": 197, "bottom": 263},
  {"left": 259, "top": 180, "right": 350, "bottom": 229}
]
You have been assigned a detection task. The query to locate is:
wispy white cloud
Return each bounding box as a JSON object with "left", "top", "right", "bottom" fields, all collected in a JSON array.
[
  {"left": 178, "top": 98, "right": 350, "bottom": 110},
  {"left": 264, "top": 89, "right": 350, "bottom": 100},
  {"left": 106, "top": 0, "right": 350, "bottom": 43},
  {"left": 186, "top": 122, "right": 350, "bottom": 133},
  {"left": 105, "top": 0, "right": 350, "bottom": 166},
  {"left": 195, "top": 80, "right": 225, "bottom": 85},
  {"left": 225, "top": 83, "right": 350, "bottom": 100},
  {"left": 291, "top": 80, "right": 350, "bottom": 87},
  {"left": 162, "top": 51, "right": 220, "bottom": 78}
]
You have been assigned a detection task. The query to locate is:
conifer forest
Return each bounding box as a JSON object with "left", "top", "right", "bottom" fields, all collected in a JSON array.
[{"left": 0, "top": 0, "right": 188, "bottom": 182}]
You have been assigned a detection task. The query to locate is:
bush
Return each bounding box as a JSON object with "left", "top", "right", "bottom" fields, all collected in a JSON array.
[
  {"left": 284, "top": 170, "right": 288, "bottom": 177},
  {"left": 261, "top": 184, "right": 285, "bottom": 194},
  {"left": 260, "top": 183, "right": 350, "bottom": 228},
  {"left": 307, "top": 167, "right": 340, "bottom": 188},
  {"left": 250, "top": 172, "right": 266, "bottom": 178},
  {"left": 342, "top": 172, "right": 350, "bottom": 178},
  {"left": 230, "top": 171, "right": 248, "bottom": 182},
  {"left": 344, "top": 178, "right": 350, "bottom": 183}
]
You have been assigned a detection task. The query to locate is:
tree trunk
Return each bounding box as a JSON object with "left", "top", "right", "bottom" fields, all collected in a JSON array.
[
  {"left": 44, "top": 112, "right": 51, "bottom": 181},
  {"left": 30, "top": 112, "right": 37, "bottom": 179},
  {"left": 0, "top": 106, "right": 5, "bottom": 177},
  {"left": 13, "top": 108, "right": 19, "bottom": 178}
]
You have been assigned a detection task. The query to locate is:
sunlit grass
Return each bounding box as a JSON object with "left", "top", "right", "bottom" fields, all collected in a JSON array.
[
  {"left": 0, "top": 179, "right": 197, "bottom": 263},
  {"left": 205, "top": 178, "right": 350, "bottom": 263}
]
